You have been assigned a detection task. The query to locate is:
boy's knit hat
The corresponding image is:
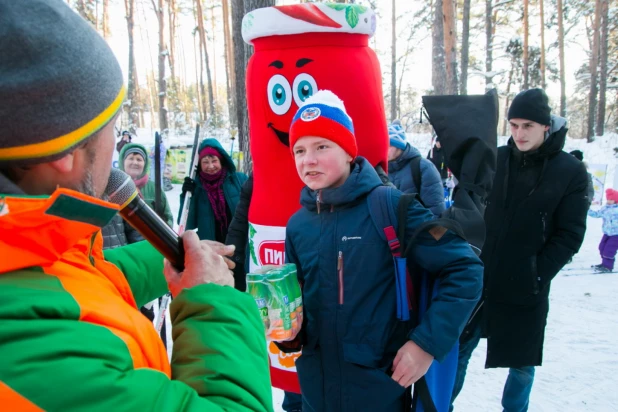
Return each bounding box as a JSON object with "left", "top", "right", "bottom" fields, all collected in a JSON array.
[
  {"left": 289, "top": 90, "right": 357, "bottom": 159},
  {"left": 507, "top": 88, "right": 551, "bottom": 126},
  {"left": 606, "top": 188, "right": 618, "bottom": 203},
  {"left": 0, "top": 0, "right": 125, "bottom": 166},
  {"left": 388, "top": 121, "right": 408, "bottom": 150}
]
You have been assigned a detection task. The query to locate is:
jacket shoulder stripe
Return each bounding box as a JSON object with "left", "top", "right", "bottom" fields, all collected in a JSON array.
[{"left": 0, "top": 381, "right": 44, "bottom": 412}]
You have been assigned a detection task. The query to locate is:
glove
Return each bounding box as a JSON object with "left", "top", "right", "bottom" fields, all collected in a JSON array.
[{"left": 182, "top": 176, "right": 195, "bottom": 195}]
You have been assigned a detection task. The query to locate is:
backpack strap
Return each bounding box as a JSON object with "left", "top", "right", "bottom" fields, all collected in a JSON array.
[
  {"left": 410, "top": 156, "right": 422, "bottom": 195},
  {"left": 367, "top": 186, "right": 398, "bottom": 245}
]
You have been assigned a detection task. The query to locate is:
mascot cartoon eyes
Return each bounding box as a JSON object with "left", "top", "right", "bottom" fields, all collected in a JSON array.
[
  {"left": 292, "top": 73, "right": 317, "bottom": 107},
  {"left": 267, "top": 73, "right": 318, "bottom": 115},
  {"left": 267, "top": 74, "right": 293, "bottom": 115}
]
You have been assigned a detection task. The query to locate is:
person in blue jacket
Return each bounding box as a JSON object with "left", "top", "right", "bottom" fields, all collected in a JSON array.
[
  {"left": 179, "top": 138, "right": 248, "bottom": 243},
  {"left": 387, "top": 121, "right": 446, "bottom": 216},
  {"left": 283, "top": 90, "right": 483, "bottom": 411}
]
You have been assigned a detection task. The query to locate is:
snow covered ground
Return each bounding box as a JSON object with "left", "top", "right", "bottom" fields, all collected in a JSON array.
[{"left": 164, "top": 134, "right": 618, "bottom": 412}]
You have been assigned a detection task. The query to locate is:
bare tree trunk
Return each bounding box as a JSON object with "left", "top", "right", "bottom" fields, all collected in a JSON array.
[
  {"left": 596, "top": 0, "right": 609, "bottom": 135},
  {"left": 222, "top": 0, "right": 236, "bottom": 127},
  {"left": 390, "top": 0, "right": 397, "bottom": 120},
  {"left": 168, "top": 0, "right": 177, "bottom": 82},
  {"left": 231, "top": 0, "right": 246, "bottom": 157},
  {"left": 102, "top": 0, "right": 110, "bottom": 39},
  {"left": 124, "top": 0, "right": 140, "bottom": 129},
  {"left": 485, "top": 0, "right": 494, "bottom": 91},
  {"left": 152, "top": 0, "right": 168, "bottom": 134},
  {"left": 193, "top": 30, "right": 204, "bottom": 122},
  {"left": 195, "top": 0, "right": 215, "bottom": 123},
  {"left": 460, "top": 0, "right": 471, "bottom": 95},
  {"left": 503, "top": 63, "right": 515, "bottom": 136},
  {"left": 233, "top": 0, "right": 276, "bottom": 172},
  {"left": 523, "top": 0, "right": 529, "bottom": 89},
  {"left": 211, "top": 3, "right": 218, "bottom": 102},
  {"left": 540, "top": 0, "right": 546, "bottom": 88},
  {"left": 443, "top": 0, "right": 458, "bottom": 94},
  {"left": 557, "top": 0, "right": 566, "bottom": 116},
  {"left": 587, "top": 0, "right": 601, "bottom": 141},
  {"left": 432, "top": 0, "right": 447, "bottom": 94}
]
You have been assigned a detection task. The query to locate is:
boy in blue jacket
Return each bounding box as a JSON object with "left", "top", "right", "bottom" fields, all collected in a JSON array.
[{"left": 284, "top": 90, "right": 483, "bottom": 411}]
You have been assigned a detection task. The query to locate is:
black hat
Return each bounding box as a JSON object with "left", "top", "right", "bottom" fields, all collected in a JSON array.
[
  {"left": 570, "top": 150, "right": 584, "bottom": 161},
  {"left": 507, "top": 88, "right": 551, "bottom": 126}
]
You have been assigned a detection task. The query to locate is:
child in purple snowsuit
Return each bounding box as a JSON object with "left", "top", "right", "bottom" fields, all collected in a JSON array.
[{"left": 588, "top": 188, "right": 618, "bottom": 273}]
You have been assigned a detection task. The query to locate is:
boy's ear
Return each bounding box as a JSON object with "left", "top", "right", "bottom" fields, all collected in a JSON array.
[{"left": 348, "top": 155, "right": 354, "bottom": 163}]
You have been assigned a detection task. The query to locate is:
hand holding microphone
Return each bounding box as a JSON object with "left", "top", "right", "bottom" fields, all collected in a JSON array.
[{"left": 164, "top": 231, "right": 235, "bottom": 297}]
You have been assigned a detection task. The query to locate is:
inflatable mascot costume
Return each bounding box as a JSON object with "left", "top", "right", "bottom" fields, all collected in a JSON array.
[{"left": 242, "top": 3, "right": 388, "bottom": 393}]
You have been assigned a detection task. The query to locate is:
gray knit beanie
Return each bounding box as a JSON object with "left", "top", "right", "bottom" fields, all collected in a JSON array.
[{"left": 0, "top": 0, "right": 125, "bottom": 166}]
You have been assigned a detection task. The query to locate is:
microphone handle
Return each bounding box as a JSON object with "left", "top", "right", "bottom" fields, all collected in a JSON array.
[{"left": 120, "top": 197, "right": 185, "bottom": 271}]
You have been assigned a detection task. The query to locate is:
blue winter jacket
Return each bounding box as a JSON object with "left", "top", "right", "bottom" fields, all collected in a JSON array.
[
  {"left": 179, "top": 138, "right": 248, "bottom": 241},
  {"left": 285, "top": 157, "right": 483, "bottom": 412},
  {"left": 388, "top": 144, "right": 446, "bottom": 216},
  {"left": 588, "top": 204, "right": 618, "bottom": 236}
]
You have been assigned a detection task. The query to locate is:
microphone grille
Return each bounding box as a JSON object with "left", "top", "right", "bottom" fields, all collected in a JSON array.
[{"left": 105, "top": 168, "right": 138, "bottom": 208}]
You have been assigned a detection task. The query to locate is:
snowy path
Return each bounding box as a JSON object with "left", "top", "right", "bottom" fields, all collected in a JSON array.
[{"left": 167, "top": 184, "right": 618, "bottom": 411}]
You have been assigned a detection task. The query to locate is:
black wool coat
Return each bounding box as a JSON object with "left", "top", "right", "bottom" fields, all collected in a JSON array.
[{"left": 480, "top": 118, "right": 589, "bottom": 368}]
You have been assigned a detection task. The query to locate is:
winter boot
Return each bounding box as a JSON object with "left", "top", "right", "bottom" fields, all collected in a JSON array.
[
  {"left": 594, "top": 266, "right": 613, "bottom": 274},
  {"left": 591, "top": 264, "right": 604, "bottom": 270}
]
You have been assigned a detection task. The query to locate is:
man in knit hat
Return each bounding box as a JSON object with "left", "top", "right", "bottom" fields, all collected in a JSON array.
[
  {"left": 451, "top": 88, "right": 589, "bottom": 411},
  {"left": 283, "top": 90, "right": 483, "bottom": 411},
  {"left": 387, "top": 120, "right": 446, "bottom": 216},
  {"left": 0, "top": 1, "right": 271, "bottom": 410}
]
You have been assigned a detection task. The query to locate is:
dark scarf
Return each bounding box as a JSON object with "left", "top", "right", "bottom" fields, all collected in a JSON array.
[{"left": 199, "top": 168, "right": 228, "bottom": 233}]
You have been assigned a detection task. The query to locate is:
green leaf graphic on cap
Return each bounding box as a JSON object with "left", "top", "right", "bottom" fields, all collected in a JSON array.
[
  {"left": 326, "top": 3, "right": 347, "bottom": 11},
  {"left": 345, "top": 5, "right": 367, "bottom": 28}
]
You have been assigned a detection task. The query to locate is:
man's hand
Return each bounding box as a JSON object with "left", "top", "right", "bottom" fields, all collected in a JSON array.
[
  {"left": 164, "top": 231, "right": 234, "bottom": 297},
  {"left": 200, "top": 239, "right": 236, "bottom": 270},
  {"left": 391, "top": 340, "right": 434, "bottom": 388}
]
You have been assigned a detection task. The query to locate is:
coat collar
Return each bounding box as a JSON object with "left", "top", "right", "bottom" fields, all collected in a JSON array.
[{"left": 0, "top": 187, "right": 119, "bottom": 273}]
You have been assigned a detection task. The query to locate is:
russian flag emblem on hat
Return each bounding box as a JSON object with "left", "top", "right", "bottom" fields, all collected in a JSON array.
[{"left": 289, "top": 90, "right": 357, "bottom": 159}]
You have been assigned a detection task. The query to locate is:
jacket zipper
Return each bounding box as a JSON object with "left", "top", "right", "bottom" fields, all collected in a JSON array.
[
  {"left": 337, "top": 251, "right": 344, "bottom": 305},
  {"left": 88, "top": 233, "right": 97, "bottom": 266},
  {"left": 316, "top": 190, "right": 321, "bottom": 214},
  {"left": 541, "top": 212, "right": 547, "bottom": 243}
]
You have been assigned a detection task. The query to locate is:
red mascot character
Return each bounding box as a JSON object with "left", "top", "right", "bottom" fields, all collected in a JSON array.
[{"left": 242, "top": 3, "right": 387, "bottom": 394}]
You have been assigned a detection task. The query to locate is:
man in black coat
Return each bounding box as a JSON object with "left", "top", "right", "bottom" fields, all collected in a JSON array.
[{"left": 450, "top": 89, "right": 589, "bottom": 412}]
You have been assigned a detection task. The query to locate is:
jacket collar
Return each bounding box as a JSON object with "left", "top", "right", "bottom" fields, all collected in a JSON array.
[
  {"left": 0, "top": 187, "right": 119, "bottom": 273},
  {"left": 300, "top": 156, "right": 382, "bottom": 212}
]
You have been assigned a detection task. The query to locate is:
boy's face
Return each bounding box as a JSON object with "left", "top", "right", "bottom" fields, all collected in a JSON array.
[
  {"left": 293, "top": 136, "right": 353, "bottom": 191},
  {"left": 509, "top": 118, "right": 550, "bottom": 152},
  {"left": 388, "top": 146, "right": 403, "bottom": 161}
]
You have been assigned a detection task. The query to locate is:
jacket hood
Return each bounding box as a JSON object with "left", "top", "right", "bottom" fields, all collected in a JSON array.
[
  {"left": 388, "top": 144, "right": 421, "bottom": 173},
  {"left": 198, "top": 138, "right": 236, "bottom": 173},
  {"left": 119, "top": 142, "right": 150, "bottom": 179},
  {"left": 300, "top": 156, "right": 382, "bottom": 211},
  {"left": 507, "top": 115, "right": 568, "bottom": 160}
]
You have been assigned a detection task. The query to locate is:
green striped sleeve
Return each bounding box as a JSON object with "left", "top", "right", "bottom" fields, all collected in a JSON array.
[{"left": 104, "top": 240, "right": 168, "bottom": 307}]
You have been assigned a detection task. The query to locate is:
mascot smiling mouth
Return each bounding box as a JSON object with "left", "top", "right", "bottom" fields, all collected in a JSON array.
[{"left": 268, "top": 123, "right": 290, "bottom": 147}]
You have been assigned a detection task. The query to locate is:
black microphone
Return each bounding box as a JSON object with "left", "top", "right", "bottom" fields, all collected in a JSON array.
[{"left": 105, "top": 168, "right": 184, "bottom": 271}]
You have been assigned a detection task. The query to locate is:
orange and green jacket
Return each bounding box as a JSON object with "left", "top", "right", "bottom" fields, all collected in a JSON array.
[{"left": 0, "top": 188, "right": 272, "bottom": 411}]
